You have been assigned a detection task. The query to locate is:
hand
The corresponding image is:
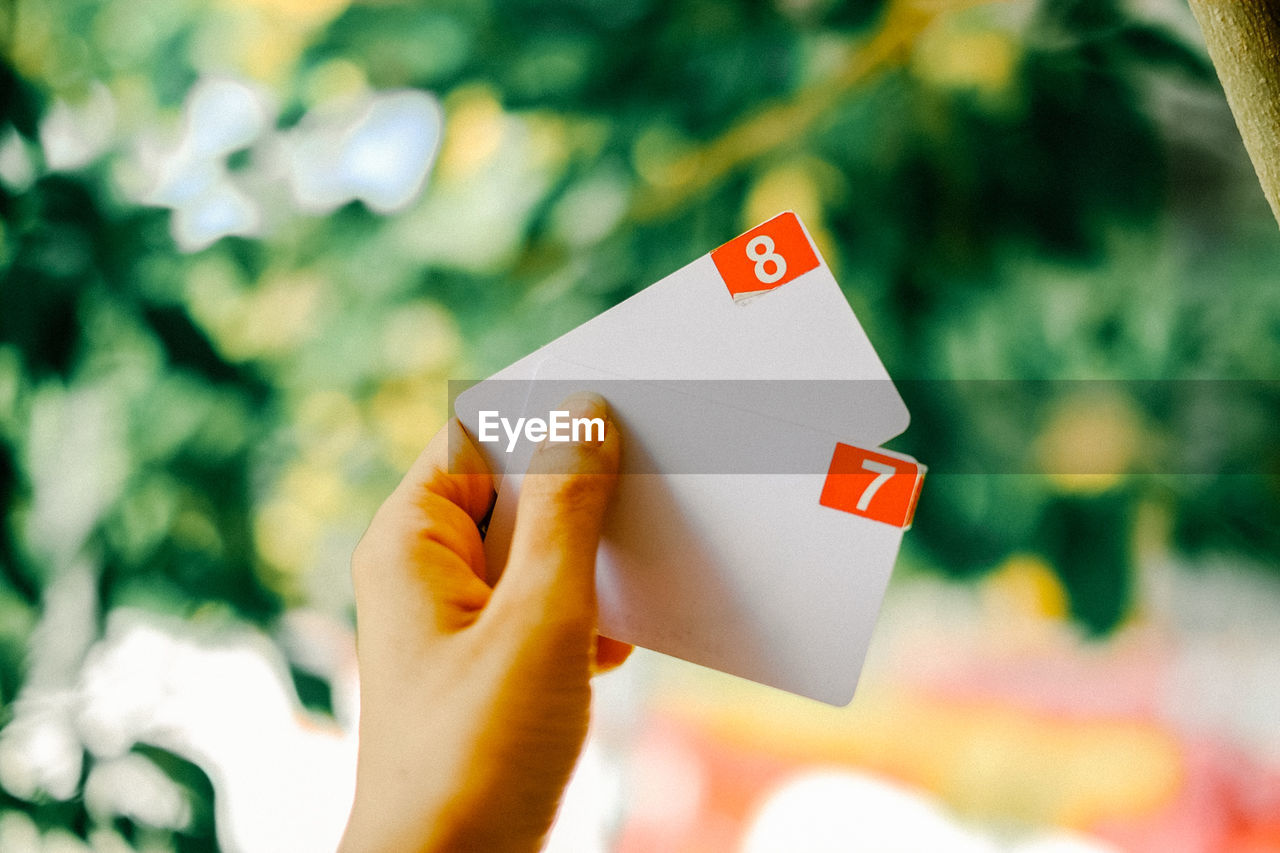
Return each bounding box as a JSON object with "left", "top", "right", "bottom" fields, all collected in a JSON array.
[{"left": 340, "top": 393, "right": 628, "bottom": 853}]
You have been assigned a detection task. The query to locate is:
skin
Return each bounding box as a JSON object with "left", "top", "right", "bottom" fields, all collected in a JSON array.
[{"left": 340, "top": 393, "right": 629, "bottom": 853}]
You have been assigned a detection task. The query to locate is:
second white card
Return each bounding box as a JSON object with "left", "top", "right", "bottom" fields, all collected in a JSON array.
[{"left": 481, "top": 359, "right": 921, "bottom": 706}]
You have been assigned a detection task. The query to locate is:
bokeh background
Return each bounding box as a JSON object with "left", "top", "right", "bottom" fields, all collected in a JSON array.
[{"left": 1, "top": 0, "right": 1278, "bottom": 850}]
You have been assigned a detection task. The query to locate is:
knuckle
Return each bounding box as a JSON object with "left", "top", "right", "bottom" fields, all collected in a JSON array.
[
  {"left": 548, "top": 471, "right": 614, "bottom": 513},
  {"left": 530, "top": 438, "right": 618, "bottom": 477},
  {"left": 525, "top": 461, "right": 616, "bottom": 511}
]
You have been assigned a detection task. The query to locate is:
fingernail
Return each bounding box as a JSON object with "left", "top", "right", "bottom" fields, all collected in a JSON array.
[{"left": 559, "top": 392, "right": 608, "bottom": 446}]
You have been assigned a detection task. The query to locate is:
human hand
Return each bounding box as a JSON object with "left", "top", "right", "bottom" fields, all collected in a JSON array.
[{"left": 339, "top": 393, "right": 627, "bottom": 853}]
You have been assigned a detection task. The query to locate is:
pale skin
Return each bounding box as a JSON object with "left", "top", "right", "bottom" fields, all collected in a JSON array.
[{"left": 340, "top": 393, "right": 628, "bottom": 853}]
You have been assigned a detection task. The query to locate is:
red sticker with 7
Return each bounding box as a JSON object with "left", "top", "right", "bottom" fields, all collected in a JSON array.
[
  {"left": 711, "top": 211, "right": 820, "bottom": 301},
  {"left": 819, "top": 444, "right": 925, "bottom": 529}
]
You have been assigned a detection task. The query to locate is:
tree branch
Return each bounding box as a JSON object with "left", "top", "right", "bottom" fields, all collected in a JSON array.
[
  {"left": 629, "top": 0, "right": 999, "bottom": 220},
  {"left": 1188, "top": 0, "right": 1280, "bottom": 227}
]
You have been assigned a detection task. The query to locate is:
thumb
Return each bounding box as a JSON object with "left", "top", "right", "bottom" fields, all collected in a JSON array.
[{"left": 492, "top": 392, "right": 621, "bottom": 621}]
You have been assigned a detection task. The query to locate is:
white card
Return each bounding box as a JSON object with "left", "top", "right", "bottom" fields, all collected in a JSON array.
[
  {"left": 454, "top": 212, "right": 909, "bottom": 482},
  {"left": 480, "top": 359, "right": 924, "bottom": 706}
]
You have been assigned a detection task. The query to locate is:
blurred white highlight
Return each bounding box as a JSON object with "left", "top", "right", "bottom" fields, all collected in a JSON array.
[
  {"left": 39, "top": 83, "right": 117, "bottom": 171},
  {"left": 278, "top": 90, "right": 443, "bottom": 214},
  {"left": 0, "top": 812, "right": 40, "bottom": 851},
  {"left": 76, "top": 609, "right": 358, "bottom": 852},
  {"left": 0, "top": 692, "right": 82, "bottom": 802},
  {"left": 185, "top": 78, "right": 270, "bottom": 158},
  {"left": 0, "top": 560, "right": 98, "bottom": 803},
  {"left": 742, "top": 772, "right": 996, "bottom": 853},
  {"left": 144, "top": 77, "right": 272, "bottom": 251},
  {"left": 137, "top": 76, "right": 441, "bottom": 251},
  {"left": 84, "top": 753, "right": 192, "bottom": 830},
  {"left": 0, "top": 606, "right": 358, "bottom": 853},
  {"left": 741, "top": 771, "right": 1121, "bottom": 853},
  {"left": 170, "top": 174, "right": 261, "bottom": 252},
  {"left": 0, "top": 129, "right": 35, "bottom": 191},
  {"left": 24, "top": 386, "right": 128, "bottom": 571}
]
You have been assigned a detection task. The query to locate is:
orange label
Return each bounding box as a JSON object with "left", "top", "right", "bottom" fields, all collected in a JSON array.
[
  {"left": 819, "top": 444, "right": 925, "bottom": 529},
  {"left": 711, "top": 211, "right": 820, "bottom": 300}
]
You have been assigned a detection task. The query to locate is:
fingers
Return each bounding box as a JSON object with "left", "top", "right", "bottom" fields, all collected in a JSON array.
[
  {"left": 398, "top": 418, "right": 495, "bottom": 526},
  {"left": 490, "top": 393, "right": 621, "bottom": 623},
  {"left": 352, "top": 419, "right": 496, "bottom": 636},
  {"left": 593, "top": 636, "right": 634, "bottom": 674}
]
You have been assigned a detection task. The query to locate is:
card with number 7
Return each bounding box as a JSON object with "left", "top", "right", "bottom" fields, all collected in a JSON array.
[{"left": 477, "top": 359, "right": 925, "bottom": 706}]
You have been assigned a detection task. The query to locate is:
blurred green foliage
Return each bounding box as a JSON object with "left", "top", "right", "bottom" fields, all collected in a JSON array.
[{"left": 1, "top": 0, "right": 1278, "bottom": 846}]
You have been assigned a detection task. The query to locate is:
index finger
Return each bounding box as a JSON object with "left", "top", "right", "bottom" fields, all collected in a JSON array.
[
  {"left": 353, "top": 419, "right": 496, "bottom": 635},
  {"left": 391, "top": 418, "right": 495, "bottom": 525}
]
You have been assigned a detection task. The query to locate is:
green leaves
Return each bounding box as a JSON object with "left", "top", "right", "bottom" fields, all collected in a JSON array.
[
  {"left": 0, "top": 1, "right": 1278, "bottom": 844},
  {"left": 0, "top": 0, "right": 1270, "bottom": 648},
  {"left": 1038, "top": 491, "right": 1133, "bottom": 635}
]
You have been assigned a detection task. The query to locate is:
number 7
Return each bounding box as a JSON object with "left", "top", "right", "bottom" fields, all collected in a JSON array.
[{"left": 857, "top": 459, "right": 896, "bottom": 511}]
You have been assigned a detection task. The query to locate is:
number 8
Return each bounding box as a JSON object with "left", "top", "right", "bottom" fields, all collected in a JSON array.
[{"left": 746, "top": 235, "right": 787, "bottom": 284}]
